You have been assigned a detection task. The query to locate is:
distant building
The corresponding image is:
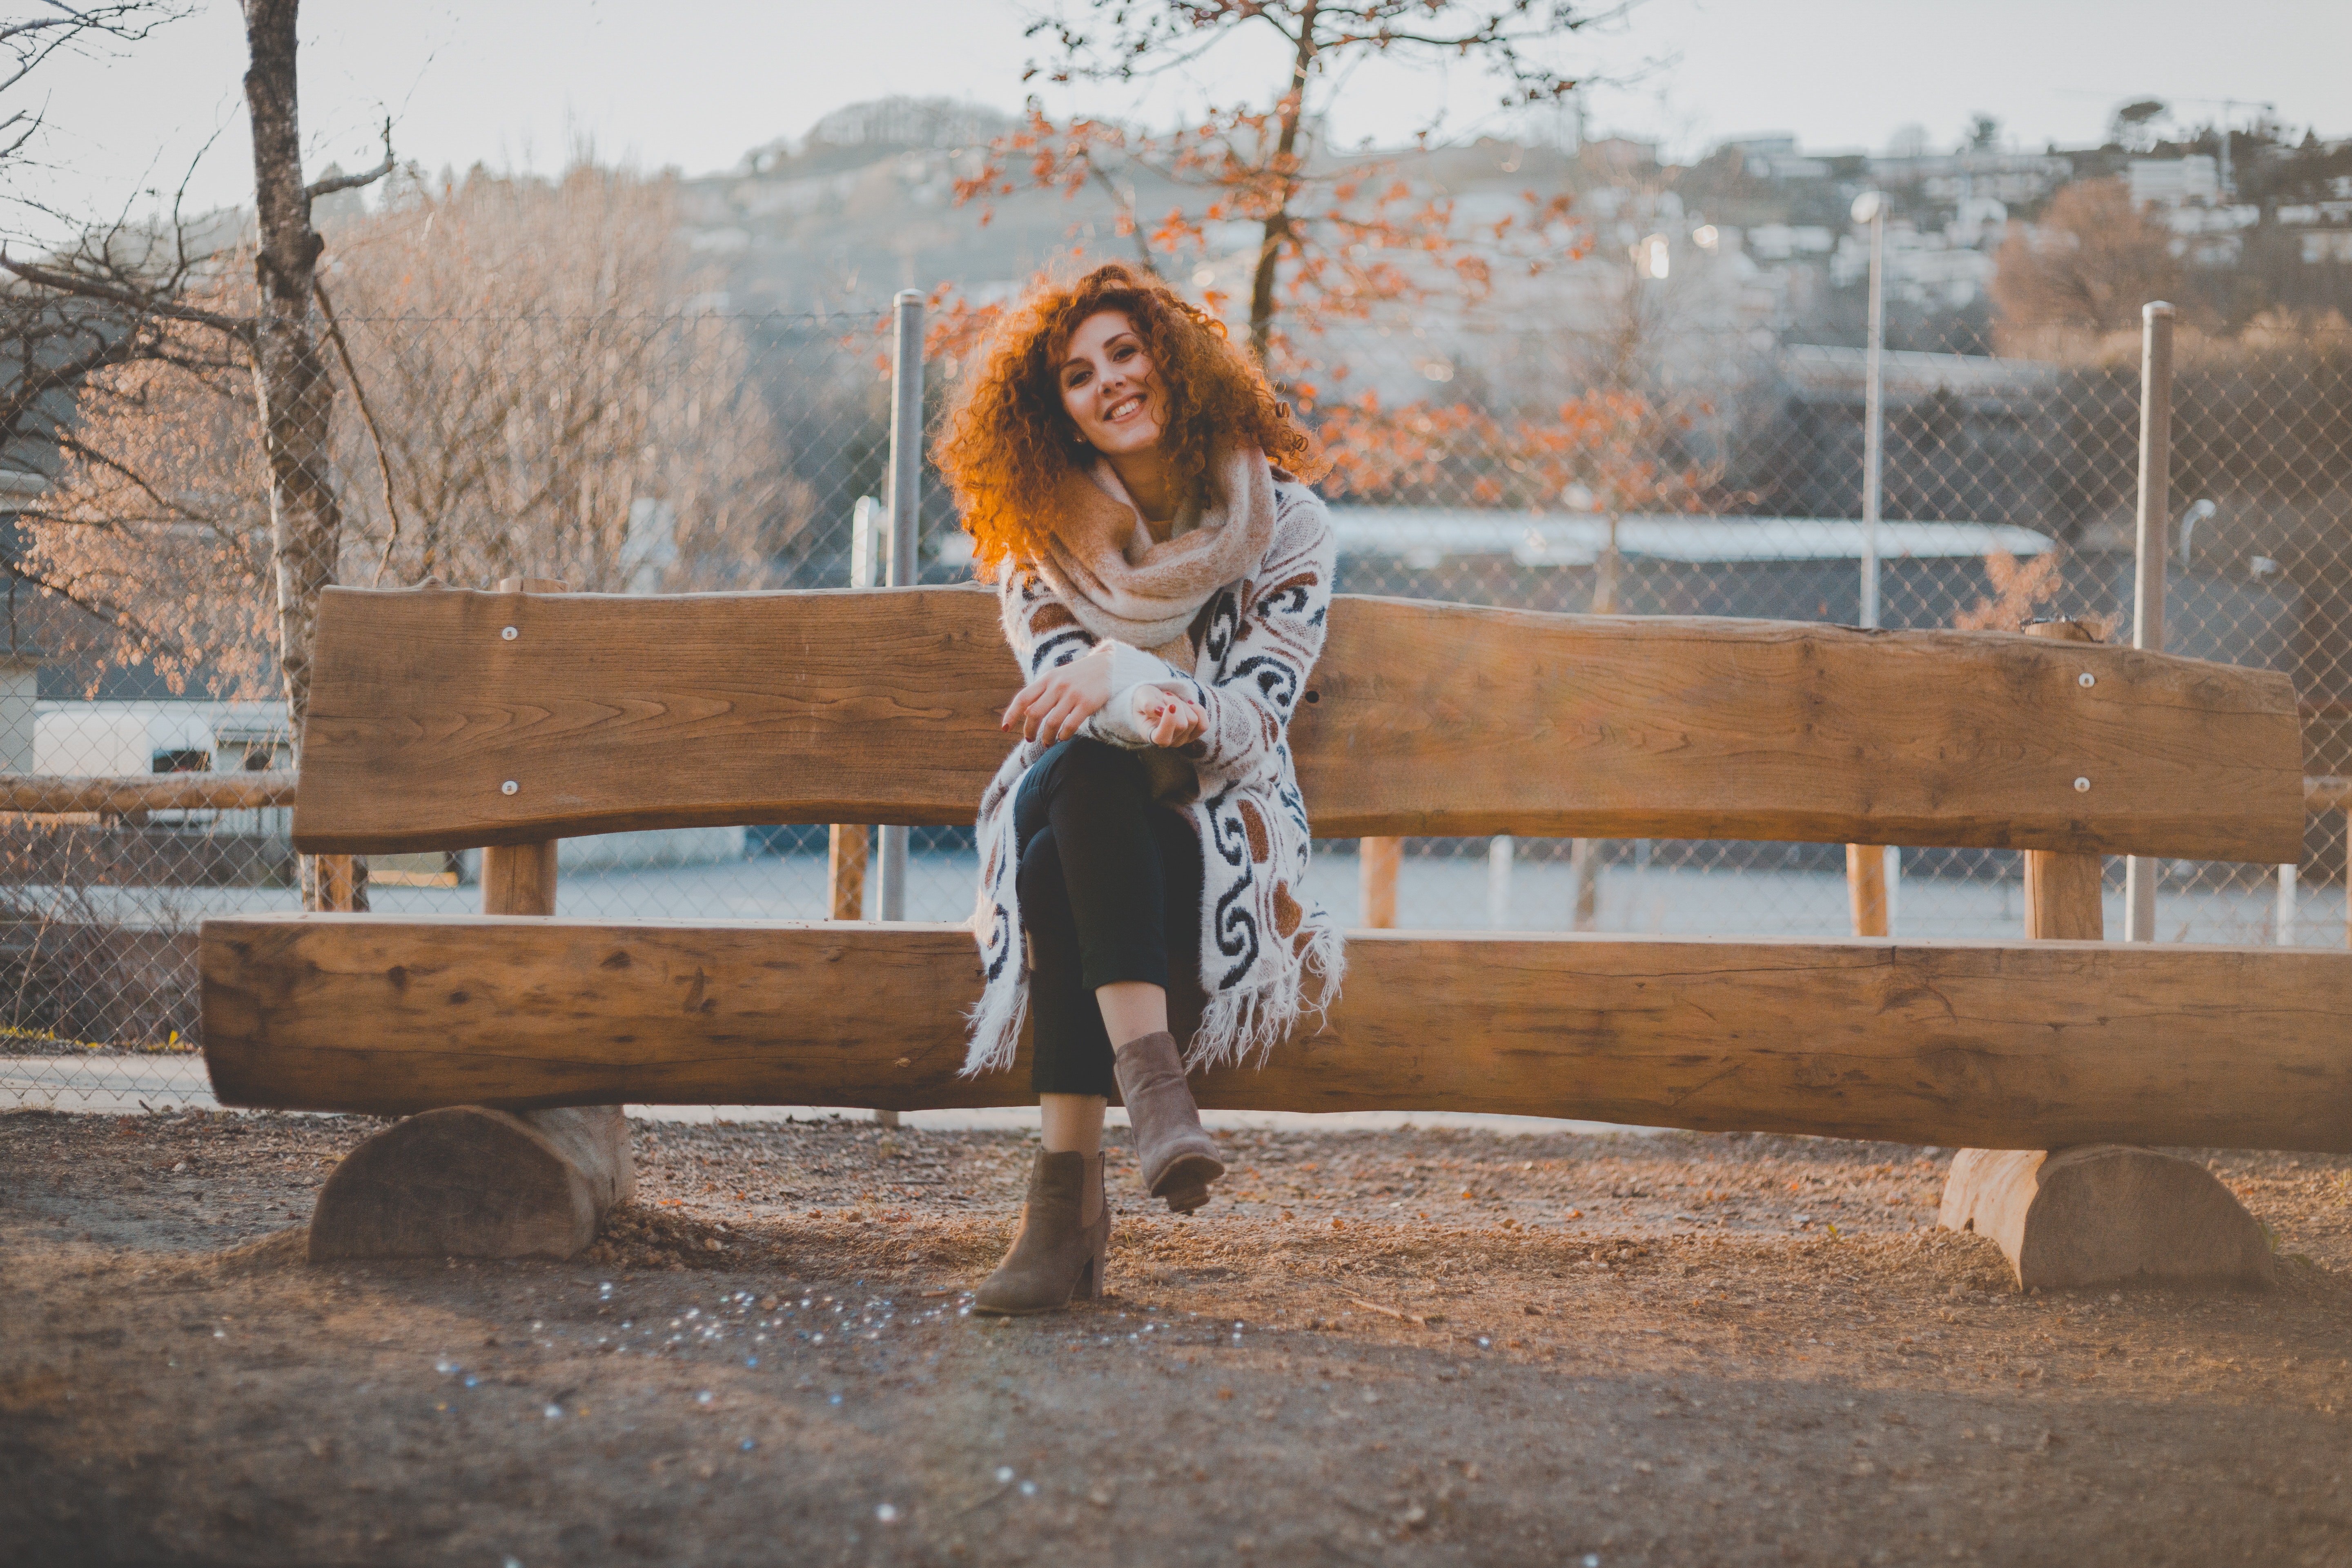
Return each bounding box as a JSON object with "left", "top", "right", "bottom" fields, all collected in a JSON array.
[
  {"left": 1869, "top": 149, "right": 2073, "bottom": 208},
  {"left": 2129, "top": 155, "right": 2221, "bottom": 208}
]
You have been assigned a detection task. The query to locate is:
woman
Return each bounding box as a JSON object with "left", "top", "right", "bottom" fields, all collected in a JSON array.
[{"left": 935, "top": 263, "right": 1344, "bottom": 1315}]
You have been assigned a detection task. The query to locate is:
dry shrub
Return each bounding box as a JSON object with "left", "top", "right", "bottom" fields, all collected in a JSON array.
[
  {"left": 321, "top": 164, "right": 809, "bottom": 592},
  {"left": 22, "top": 315, "right": 280, "bottom": 697},
  {"left": 24, "top": 163, "right": 809, "bottom": 703},
  {"left": 1991, "top": 178, "right": 2184, "bottom": 355}
]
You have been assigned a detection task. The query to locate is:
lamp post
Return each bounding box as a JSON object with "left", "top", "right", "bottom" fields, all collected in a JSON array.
[{"left": 1850, "top": 190, "right": 1887, "bottom": 630}]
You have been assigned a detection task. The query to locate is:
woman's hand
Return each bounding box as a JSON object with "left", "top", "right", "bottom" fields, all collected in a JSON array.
[
  {"left": 1140, "top": 692, "right": 1206, "bottom": 748},
  {"left": 1002, "top": 644, "right": 1114, "bottom": 743}
]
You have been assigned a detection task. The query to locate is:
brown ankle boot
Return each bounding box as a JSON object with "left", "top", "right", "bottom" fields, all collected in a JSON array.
[
  {"left": 973, "top": 1150, "right": 1108, "bottom": 1315},
  {"left": 1113, "top": 1030, "right": 1225, "bottom": 1214}
]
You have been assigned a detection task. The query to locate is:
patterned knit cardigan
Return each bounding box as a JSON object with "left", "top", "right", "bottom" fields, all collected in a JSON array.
[{"left": 962, "top": 475, "right": 1344, "bottom": 1077}]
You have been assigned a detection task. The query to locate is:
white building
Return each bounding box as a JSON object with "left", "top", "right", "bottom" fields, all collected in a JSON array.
[{"left": 2129, "top": 155, "right": 2220, "bottom": 209}]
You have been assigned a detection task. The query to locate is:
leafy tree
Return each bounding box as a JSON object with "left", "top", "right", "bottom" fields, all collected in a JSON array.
[{"left": 956, "top": 0, "right": 1590, "bottom": 363}]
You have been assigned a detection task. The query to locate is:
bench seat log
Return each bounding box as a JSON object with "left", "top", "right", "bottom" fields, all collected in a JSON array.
[
  {"left": 291, "top": 586, "right": 2303, "bottom": 864},
  {"left": 203, "top": 915, "right": 2352, "bottom": 1154}
]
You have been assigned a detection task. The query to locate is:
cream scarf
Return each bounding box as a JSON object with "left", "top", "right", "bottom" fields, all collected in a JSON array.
[{"left": 1027, "top": 444, "right": 1277, "bottom": 657}]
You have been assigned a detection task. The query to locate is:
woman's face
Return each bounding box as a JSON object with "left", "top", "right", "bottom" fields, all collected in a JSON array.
[{"left": 1058, "top": 309, "right": 1164, "bottom": 457}]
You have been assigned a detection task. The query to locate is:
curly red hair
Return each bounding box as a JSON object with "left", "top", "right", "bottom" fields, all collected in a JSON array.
[{"left": 934, "top": 263, "right": 1323, "bottom": 580}]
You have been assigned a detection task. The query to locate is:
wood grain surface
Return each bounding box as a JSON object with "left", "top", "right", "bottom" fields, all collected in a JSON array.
[
  {"left": 290, "top": 587, "right": 2301, "bottom": 862},
  {"left": 202, "top": 914, "right": 2352, "bottom": 1151},
  {"left": 482, "top": 840, "right": 557, "bottom": 918},
  {"left": 2025, "top": 852, "right": 2107, "bottom": 941},
  {"left": 1845, "top": 845, "right": 1889, "bottom": 938},
  {"left": 2017, "top": 623, "right": 2111, "bottom": 945}
]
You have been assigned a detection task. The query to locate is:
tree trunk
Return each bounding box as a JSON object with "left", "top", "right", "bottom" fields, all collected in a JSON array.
[
  {"left": 1245, "top": 2, "right": 1321, "bottom": 364},
  {"left": 242, "top": 0, "right": 360, "bottom": 911}
]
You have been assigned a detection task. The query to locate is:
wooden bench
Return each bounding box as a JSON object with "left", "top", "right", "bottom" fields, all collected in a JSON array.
[{"left": 200, "top": 579, "right": 2337, "bottom": 1284}]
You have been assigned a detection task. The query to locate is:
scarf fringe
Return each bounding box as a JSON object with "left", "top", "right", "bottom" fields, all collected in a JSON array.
[
  {"left": 960, "top": 965, "right": 1029, "bottom": 1079},
  {"left": 960, "top": 915, "right": 1346, "bottom": 1082},
  {"left": 960, "top": 796, "right": 1027, "bottom": 1078},
  {"left": 1182, "top": 920, "right": 1347, "bottom": 1074}
]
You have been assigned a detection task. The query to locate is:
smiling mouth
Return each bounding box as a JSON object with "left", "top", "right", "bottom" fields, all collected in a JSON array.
[{"left": 1103, "top": 395, "right": 1144, "bottom": 422}]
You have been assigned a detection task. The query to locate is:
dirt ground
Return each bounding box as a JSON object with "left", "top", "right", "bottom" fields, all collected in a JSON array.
[{"left": 4, "top": 1109, "right": 2351, "bottom": 1568}]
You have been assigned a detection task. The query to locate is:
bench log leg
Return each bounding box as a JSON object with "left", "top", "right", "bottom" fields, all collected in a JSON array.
[
  {"left": 1937, "top": 1145, "right": 2272, "bottom": 1290},
  {"left": 308, "top": 1104, "right": 633, "bottom": 1262},
  {"left": 1930, "top": 649, "right": 2274, "bottom": 1289},
  {"left": 301, "top": 575, "right": 644, "bottom": 1263}
]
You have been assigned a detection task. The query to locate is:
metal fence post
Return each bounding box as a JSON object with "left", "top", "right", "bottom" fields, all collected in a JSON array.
[
  {"left": 2125, "top": 301, "right": 2175, "bottom": 943},
  {"left": 1844, "top": 192, "right": 1890, "bottom": 939},
  {"left": 1857, "top": 197, "right": 1886, "bottom": 633},
  {"left": 1486, "top": 834, "right": 1514, "bottom": 929},
  {"left": 875, "top": 290, "right": 924, "bottom": 924}
]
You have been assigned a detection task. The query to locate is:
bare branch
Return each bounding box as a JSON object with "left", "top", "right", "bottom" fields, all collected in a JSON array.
[
  {"left": 305, "top": 120, "right": 396, "bottom": 202},
  {"left": 311, "top": 277, "right": 406, "bottom": 585},
  {"left": 0, "top": 249, "right": 254, "bottom": 340},
  {"left": 0, "top": 2, "right": 191, "bottom": 114}
]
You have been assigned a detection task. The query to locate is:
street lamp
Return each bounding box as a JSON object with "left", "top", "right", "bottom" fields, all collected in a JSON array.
[{"left": 1851, "top": 189, "right": 1887, "bottom": 629}]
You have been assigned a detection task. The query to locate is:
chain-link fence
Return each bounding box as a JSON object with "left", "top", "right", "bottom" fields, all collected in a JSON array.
[{"left": 4, "top": 307, "right": 2348, "bottom": 1111}]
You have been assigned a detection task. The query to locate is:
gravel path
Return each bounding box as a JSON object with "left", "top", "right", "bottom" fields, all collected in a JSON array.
[{"left": 5, "top": 1109, "right": 2350, "bottom": 1566}]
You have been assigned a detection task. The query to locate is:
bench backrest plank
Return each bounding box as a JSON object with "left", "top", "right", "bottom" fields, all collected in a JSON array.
[{"left": 292, "top": 584, "right": 2302, "bottom": 863}]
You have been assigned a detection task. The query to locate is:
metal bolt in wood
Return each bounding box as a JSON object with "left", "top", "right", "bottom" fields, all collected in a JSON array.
[{"left": 2024, "top": 620, "right": 2106, "bottom": 943}]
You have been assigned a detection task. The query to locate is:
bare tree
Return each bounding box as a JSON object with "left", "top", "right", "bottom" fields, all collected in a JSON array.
[
  {"left": 1, "top": 2, "right": 190, "bottom": 173},
  {"left": 1991, "top": 178, "right": 2183, "bottom": 353},
  {"left": 318, "top": 163, "right": 803, "bottom": 593},
  {"left": 16, "top": 302, "right": 280, "bottom": 698},
  {"left": 4, "top": 0, "right": 388, "bottom": 735},
  {"left": 238, "top": 0, "right": 388, "bottom": 734},
  {"left": 0, "top": 0, "right": 202, "bottom": 474},
  {"left": 2, "top": 0, "right": 385, "bottom": 906},
  {"left": 19, "top": 160, "right": 802, "bottom": 679}
]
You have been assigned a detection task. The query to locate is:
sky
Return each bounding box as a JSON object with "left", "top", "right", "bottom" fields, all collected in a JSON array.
[{"left": 10, "top": 0, "right": 2347, "bottom": 238}]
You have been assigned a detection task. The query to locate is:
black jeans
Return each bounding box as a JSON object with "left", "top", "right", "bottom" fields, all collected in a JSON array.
[{"left": 1013, "top": 737, "right": 1204, "bottom": 1098}]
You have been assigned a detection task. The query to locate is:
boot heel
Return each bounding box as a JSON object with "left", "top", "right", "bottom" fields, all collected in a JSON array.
[
  {"left": 1082, "top": 1236, "right": 1109, "bottom": 1300},
  {"left": 1150, "top": 1152, "right": 1224, "bottom": 1214}
]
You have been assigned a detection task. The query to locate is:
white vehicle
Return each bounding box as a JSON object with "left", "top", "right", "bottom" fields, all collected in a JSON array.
[{"left": 33, "top": 705, "right": 216, "bottom": 777}]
